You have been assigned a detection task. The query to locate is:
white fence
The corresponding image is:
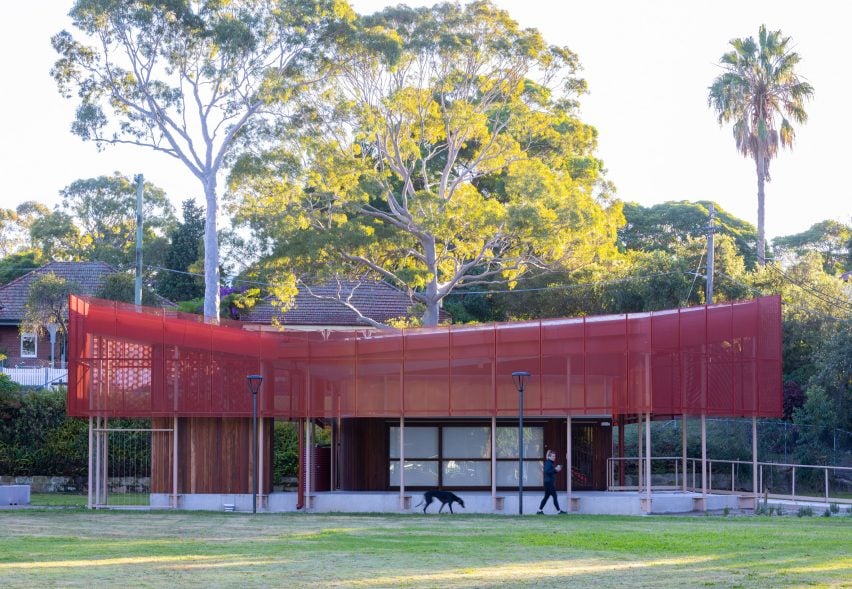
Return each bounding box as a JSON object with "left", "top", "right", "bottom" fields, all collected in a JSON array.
[{"left": 0, "top": 367, "right": 68, "bottom": 388}]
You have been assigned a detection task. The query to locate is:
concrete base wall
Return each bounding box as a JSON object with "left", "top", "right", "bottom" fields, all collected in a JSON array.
[{"left": 149, "top": 490, "right": 745, "bottom": 515}]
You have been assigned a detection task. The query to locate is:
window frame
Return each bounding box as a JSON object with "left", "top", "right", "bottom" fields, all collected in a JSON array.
[
  {"left": 388, "top": 422, "right": 545, "bottom": 491},
  {"left": 20, "top": 332, "right": 37, "bottom": 358}
]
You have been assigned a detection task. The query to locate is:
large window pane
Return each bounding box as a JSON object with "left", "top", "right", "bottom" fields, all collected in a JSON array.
[
  {"left": 495, "top": 461, "right": 543, "bottom": 487},
  {"left": 389, "top": 427, "right": 438, "bottom": 459},
  {"left": 495, "top": 427, "right": 544, "bottom": 459},
  {"left": 442, "top": 460, "right": 490, "bottom": 486},
  {"left": 442, "top": 427, "right": 491, "bottom": 459},
  {"left": 389, "top": 460, "right": 439, "bottom": 486}
]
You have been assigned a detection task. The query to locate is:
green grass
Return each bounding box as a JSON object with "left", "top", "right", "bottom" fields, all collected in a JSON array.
[
  {"left": 30, "top": 493, "right": 87, "bottom": 507},
  {"left": 30, "top": 493, "right": 150, "bottom": 508},
  {"left": 0, "top": 511, "right": 849, "bottom": 588}
]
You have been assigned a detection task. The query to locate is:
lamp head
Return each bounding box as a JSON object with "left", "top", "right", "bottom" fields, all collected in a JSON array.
[
  {"left": 247, "top": 374, "right": 263, "bottom": 395},
  {"left": 511, "top": 371, "right": 530, "bottom": 390}
]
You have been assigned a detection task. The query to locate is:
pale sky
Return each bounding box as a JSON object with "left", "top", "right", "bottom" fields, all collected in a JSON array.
[{"left": 1, "top": 1, "right": 849, "bottom": 241}]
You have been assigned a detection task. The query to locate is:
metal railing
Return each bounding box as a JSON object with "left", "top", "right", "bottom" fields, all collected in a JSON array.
[
  {"left": 0, "top": 366, "right": 68, "bottom": 388},
  {"left": 607, "top": 456, "right": 852, "bottom": 504}
]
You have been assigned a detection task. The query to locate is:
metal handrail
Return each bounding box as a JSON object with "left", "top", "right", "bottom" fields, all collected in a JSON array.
[{"left": 607, "top": 456, "right": 852, "bottom": 504}]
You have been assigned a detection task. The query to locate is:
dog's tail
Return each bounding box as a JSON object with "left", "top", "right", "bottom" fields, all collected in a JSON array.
[{"left": 413, "top": 500, "right": 424, "bottom": 509}]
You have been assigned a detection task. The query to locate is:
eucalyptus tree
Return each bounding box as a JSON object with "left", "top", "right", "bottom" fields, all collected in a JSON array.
[
  {"left": 708, "top": 25, "right": 813, "bottom": 265},
  {"left": 772, "top": 220, "right": 851, "bottom": 274},
  {"left": 619, "top": 200, "right": 759, "bottom": 267},
  {"left": 52, "top": 0, "right": 354, "bottom": 319},
  {"left": 231, "top": 1, "right": 621, "bottom": 326},
  {"left": 59, "top": 173, "right": 175, "bottom": 268}
]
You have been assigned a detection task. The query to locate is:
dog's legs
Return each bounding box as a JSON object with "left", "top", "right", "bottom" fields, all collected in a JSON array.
[
  {"left": 438, "top": 502, "right": 445, "bottom": 514},
  {"left": 449, "top": 503, "right": 454, "bottom": 514}
]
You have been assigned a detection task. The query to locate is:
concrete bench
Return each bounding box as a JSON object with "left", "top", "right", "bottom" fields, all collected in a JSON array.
[{"left": 0, "top": 485, "right": 31, "bottom": 506}]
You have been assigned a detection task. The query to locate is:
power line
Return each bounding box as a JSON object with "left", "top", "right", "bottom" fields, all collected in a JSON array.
[{"left": 766, "top": 264, "right": 852, "bottom": 311}]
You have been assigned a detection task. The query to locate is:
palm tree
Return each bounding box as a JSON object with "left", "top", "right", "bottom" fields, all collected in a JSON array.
[{"left": 708, "top": 25, "right": 813, "bottom": 265}]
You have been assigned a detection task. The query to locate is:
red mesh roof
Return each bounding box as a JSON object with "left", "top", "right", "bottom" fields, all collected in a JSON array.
[{"left": 67, "top": 295, "right": 783, "bottom": 419}]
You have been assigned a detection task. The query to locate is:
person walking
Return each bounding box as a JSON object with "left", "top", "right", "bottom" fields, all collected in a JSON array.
[{"left": 537, "top": 450, "right": 567, "bottom": 514}]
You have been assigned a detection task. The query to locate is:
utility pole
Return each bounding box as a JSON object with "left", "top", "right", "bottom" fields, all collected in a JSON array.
[
  {"left": 134, "top": 174, "right": 144, "bottom": 306},
  {"left": 706, "top": 203, "right": 715, "bottom": 304}
]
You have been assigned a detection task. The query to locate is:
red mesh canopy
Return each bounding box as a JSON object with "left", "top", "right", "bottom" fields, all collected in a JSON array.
[{"left": 68, "top": 295, "right": 783, "bottom": 419}]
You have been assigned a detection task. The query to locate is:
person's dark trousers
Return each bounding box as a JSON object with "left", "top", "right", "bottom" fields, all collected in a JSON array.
[{"left": 539, "top": 483, "right": 561, "bottom": 511}]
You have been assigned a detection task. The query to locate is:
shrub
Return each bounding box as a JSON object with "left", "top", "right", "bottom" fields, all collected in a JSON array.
[
  {"left": 797, "top": 506, "right": 814, "bottom": 517},
  {"left": 0, "top": 385, "right": 88, "bottom": 476}
]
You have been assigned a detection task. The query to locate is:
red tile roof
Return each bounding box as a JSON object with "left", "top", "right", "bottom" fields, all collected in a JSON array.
[
  {"left": 0, "top": 261, "right": 175, "bottom": 322},
  {"left": 0, "top": 261, "right": 118, "bottom": 322},
  {"left": 241, "top": 280, "right": 433, "bottom": 326}
]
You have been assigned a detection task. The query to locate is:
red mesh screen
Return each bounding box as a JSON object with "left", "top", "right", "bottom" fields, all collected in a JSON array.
[{"left": 67, "top": 295, "right": 783, "bottom": 419}]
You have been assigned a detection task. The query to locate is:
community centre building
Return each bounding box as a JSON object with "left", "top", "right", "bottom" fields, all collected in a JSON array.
[{"left": 67, "top": 294, "right": 782, "bottom": 514}]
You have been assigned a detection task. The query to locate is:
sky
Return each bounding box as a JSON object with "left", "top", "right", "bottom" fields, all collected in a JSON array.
[{"left": 1, "top": 1, "right": 849, "bottom": 242}]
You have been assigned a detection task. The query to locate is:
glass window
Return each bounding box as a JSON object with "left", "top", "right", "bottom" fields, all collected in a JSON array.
[
  {"left": 389, "top": 460, "right": 439, "bottom": 486},
  {"left": 495, "top": 460, "right": 544, "bottom": 487},
  {"left": 495, "top": 427, "right": 544, "bottom": 459},
  {"left": 20, "top": 333, "right": 37, "bottom": 358},
  {"left": 442, "top": 460, "right": 491, "bottom": 485},
  {"left": 442, "top": 427, "right": 491, "bottom": 459},
  {"left": 389, "top": 427, "right": 438, "bottom": 459}
]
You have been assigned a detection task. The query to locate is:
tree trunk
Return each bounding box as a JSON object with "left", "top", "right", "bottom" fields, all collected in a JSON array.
[
  {"left": 422, "top": 298, "right": 440, "bottom": 327},
  {"left": 203, "top": 176, "right": 220, "bottom": 321},
  {"left": 420, "top": 236, "right": 441, "bottom": 327},
  {"left": 755, "top": 153, "right": 766, "bottom": 266}
]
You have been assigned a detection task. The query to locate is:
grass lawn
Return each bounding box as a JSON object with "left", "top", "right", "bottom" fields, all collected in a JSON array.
[{"left": 0, "top": 511, "right": 849, "bottom": 588}]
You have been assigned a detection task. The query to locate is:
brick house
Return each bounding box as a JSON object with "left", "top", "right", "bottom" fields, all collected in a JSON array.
[{"left": 0, "top": 261, "right": 121, "bottom": 368}]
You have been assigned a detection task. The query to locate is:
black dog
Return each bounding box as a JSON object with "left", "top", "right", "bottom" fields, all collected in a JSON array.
[{"left": 415, "top": 490, "right": 465, "bottom": 514}]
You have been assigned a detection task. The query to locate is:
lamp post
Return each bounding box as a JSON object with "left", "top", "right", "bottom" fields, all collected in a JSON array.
[
  {"left": 512, "top": 371, "right": 530, "bottom": 515},
  {"left": 247, "top": 374, "right": 263, "bottom": 514}
]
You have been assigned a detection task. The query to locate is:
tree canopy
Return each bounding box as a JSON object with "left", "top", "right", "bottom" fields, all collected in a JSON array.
[
  {"left": 59, "top": 173, "right": 175, "bottom": 268},
  {"left": 230, "top": 0, "right": 621, "bottom": 325},
  {"left": 772, "top": 220, "right": 851, "bottom": 275},
  {"left": 52, "top": 0, "right": 355, "bottom": 319}
]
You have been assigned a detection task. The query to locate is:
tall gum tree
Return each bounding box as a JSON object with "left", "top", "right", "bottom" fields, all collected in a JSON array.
[
  {"left": 52, "top": 0, "right": 355, "bottom": 320},
  {"left": 708, "top": 24, "right": 813, "bottom": 266},
  {"left": 230, "top": 1, "right": 622, "bottom": 326}
]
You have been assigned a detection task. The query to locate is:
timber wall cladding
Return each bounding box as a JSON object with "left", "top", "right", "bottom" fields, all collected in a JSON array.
[
  {"left": 339, "top": 418, "right": 388, "bottom": 491},
  {"left": 150, "top": 417, "right": 272, "bottom": 494}
]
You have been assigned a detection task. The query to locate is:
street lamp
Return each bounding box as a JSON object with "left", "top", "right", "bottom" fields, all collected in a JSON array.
[
  {"left": 512, "top": 371, "right": 530, "bottom": 515},
  {"left": 247, "top": 374, "right": 263, "bottom": 514}
]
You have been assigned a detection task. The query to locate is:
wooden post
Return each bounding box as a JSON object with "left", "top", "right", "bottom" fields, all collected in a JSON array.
[
  {"left": 682, "top": 415, "right": 688, "bottom": 492},
  {"left": 305, "top": 418, "right": 314, "bottom": 509},
  {"left": 491, "top": 416, "right": 497, "bottom": 510},
  {"left": 637, "top": 416, "right": 643, "bottom": 491},
  {"left": 87, "top": 416, "right": 93, "bottom": 509},
  {"left": 399, "top": 416, "right": 405, "bottom": 510},
  {"left": 752, "top": 416, "right": 758, "bottom": 497},
  {"left": 566, "top": 416, "right": 573, "bottom": 509},
  {"left": 701, "top": 414, "right": 707, "bottom": 509},
  {"left": 172, "top": 415, "right": 178, "bottom": 509},
  {"left": 645, "top": 412, "right": 652, "bottom": 511}
]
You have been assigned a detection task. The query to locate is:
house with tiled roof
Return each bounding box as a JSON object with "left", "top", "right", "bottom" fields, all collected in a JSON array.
[
  {"left": 0, "top": 261, "right": 122, "bottom": 368},
  {"left": 0, "top": 261, "right": 175, "bottom": 372},
  {"left": 240, "top": 280, "right": 445, "bottom": 329}
]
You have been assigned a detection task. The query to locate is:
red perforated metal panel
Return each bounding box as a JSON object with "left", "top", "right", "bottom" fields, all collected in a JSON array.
[{"left": 67, "top": 295, "right": 783, "bottom": 419}]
